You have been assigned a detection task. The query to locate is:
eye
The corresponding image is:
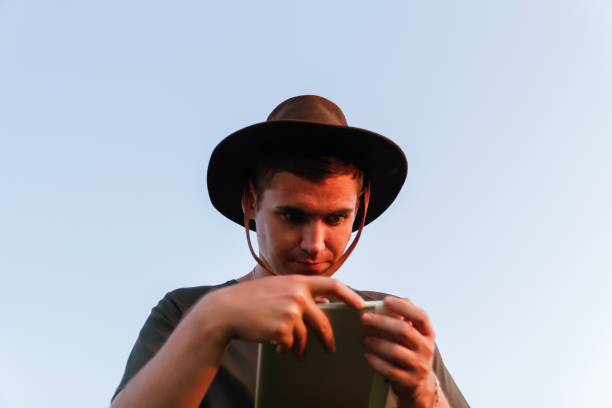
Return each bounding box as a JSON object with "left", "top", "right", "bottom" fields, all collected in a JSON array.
[
  {"left": 325, "top": 214, "right": 347, "bottom": 226},
  {"left": 281, "top": 212, "right": 307, "bottom": 225}
]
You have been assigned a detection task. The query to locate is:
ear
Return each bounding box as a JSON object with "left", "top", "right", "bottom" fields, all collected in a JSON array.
[
  {"left": 241, "top": 181, "right": 258, "bottom": 220},
  {"left": 353, "top": 177, "right": 365, "bottom": 214},
  {"left": 354, "top": 187, "right": 363, "bottom": 213}
]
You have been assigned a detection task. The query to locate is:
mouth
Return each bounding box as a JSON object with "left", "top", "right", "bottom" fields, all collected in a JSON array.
[{"left": 293, "top": 261, "right": 331, "bottom": 274}]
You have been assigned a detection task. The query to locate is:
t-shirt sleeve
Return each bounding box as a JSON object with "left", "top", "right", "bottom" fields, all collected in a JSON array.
[
  {"left": 111, "top": 290, "right": 185, "bottom": 401},
  {"left": 111, "top": 284, "right": 233, "bottom": 402}
]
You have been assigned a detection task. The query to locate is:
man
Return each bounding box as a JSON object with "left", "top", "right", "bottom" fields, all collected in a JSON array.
[{"left": 111, "top": 95, "right": 469, "bottom": 407}]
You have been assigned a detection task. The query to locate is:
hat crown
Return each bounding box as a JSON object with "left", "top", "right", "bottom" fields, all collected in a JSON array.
[{"left": 267, "top": 95, "right": 348, "bottom": 126}]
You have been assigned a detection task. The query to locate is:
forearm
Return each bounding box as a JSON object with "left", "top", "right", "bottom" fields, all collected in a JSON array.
[{"left": 112, "top": 309, "right": 228, "bottom": 408}]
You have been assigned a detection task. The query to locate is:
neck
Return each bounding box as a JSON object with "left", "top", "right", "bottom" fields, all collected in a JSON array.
[{"left": 236, "top": 265, "right": 271, "bottom": 282}]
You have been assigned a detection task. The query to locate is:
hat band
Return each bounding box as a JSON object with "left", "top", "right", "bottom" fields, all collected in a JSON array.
[{"left": 242, "top": 182, "right": 371, "bottom": 277}]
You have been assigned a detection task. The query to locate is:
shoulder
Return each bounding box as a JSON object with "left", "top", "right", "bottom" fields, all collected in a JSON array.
[
  {"left": 112, "top": 280, "right": 239, "bottom": 402},
  {"left": 154, "top": 280, "right": 238, "bottom": 320}
]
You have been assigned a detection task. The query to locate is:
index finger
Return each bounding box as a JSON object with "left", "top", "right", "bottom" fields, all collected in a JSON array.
[
  {"left": 383, "top": 296, "right": 434, "bottom": 337},
  {"left": 305, "top": 276, "right": 364, "bottom": 309},
  {"left": 302, "top": 301, "right": 336, "bottom": 353}
]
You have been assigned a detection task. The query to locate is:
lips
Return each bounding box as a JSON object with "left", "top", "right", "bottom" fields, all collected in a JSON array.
[{"left": 293, "top": 261, "right": 331, "bottom": 274}]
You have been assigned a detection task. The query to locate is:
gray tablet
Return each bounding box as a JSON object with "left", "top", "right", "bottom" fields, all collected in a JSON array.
[{"left": 254, "top": 301, "right": 390, "bottom": 408}]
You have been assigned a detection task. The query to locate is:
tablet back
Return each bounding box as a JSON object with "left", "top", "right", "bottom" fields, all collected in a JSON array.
[{"left": 255, "top": 301, "right": 389, "bottom": 408}]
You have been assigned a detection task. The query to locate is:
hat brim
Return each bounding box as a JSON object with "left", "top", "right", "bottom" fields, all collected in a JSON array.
[{"left": 207, "top": 120, "right": 407, "bottom": 231}]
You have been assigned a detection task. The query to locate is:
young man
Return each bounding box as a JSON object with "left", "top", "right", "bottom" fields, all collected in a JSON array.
[{"left": 111, "top": 96, "right": 469, "bottom": 407}]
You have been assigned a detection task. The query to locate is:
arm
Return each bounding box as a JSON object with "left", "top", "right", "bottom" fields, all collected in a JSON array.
[{"left": 112, "top": 275, "right": 364, "bottom": 408}]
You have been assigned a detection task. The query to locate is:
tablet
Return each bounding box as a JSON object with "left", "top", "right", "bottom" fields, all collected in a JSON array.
[{"left": 254, "top": 300, "right": 390, "bottom": 408}]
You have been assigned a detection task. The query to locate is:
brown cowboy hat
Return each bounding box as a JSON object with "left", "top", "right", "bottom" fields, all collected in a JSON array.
[{"left": 207, "top": 95, "right": 408, "bottom": 231}]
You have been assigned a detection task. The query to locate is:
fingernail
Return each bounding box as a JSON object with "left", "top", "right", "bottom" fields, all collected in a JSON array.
[{"left": 361, "top": 313, "right": 372, "bottom": 322}]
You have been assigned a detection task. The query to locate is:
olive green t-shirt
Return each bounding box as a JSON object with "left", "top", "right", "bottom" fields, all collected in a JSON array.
[{"left": 113, "top": 280, "right": 469, "bottom": 407}]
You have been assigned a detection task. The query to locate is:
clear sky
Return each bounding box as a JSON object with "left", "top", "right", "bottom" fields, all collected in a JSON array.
[{"left": 1, "top": 1, "right": 611, "bottom": 407}]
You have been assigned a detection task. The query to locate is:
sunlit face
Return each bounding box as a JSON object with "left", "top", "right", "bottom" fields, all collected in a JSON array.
[{"left": 247, "top": 171, "right": 361, "bottom": 276}]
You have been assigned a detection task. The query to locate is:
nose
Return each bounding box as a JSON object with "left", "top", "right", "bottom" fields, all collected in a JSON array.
[{"left": 300, "top": 221, "right": 326, "bottom": 258}]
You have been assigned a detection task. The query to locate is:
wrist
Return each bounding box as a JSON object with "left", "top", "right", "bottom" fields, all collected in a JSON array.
[{"left": 407, "top": 373, "right": 439, "bottom": 408}]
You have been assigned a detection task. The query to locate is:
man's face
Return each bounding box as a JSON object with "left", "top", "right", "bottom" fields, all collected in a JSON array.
[{"left": 248, "top": 171, "right": 361, "bottom": 276}]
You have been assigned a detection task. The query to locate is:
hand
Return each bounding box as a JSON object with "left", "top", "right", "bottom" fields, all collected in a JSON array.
[
  {"left": 361, "top": 296, "right": 439, "bottom": 408},
  {"left": 196, "top": 275, "right": 364, "bottom": 359}
]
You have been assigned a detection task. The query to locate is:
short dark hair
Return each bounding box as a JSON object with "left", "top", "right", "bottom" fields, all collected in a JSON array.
[{"left": 251, "top": 152, "right": 364, "bottom": 204}]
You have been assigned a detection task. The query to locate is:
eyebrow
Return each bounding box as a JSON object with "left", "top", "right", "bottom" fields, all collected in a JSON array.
[{"left": 274, "top": 205, "right": 354, "bottom": 217}]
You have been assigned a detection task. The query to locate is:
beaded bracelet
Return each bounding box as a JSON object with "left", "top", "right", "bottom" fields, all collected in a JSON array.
[{"left": 433, "top": 374, "right": 441, "bottom": 407}]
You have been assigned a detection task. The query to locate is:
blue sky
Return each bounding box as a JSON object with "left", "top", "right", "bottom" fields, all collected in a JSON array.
[{"left": 1, "top": 1, "right": 611, "bottom": 406}]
